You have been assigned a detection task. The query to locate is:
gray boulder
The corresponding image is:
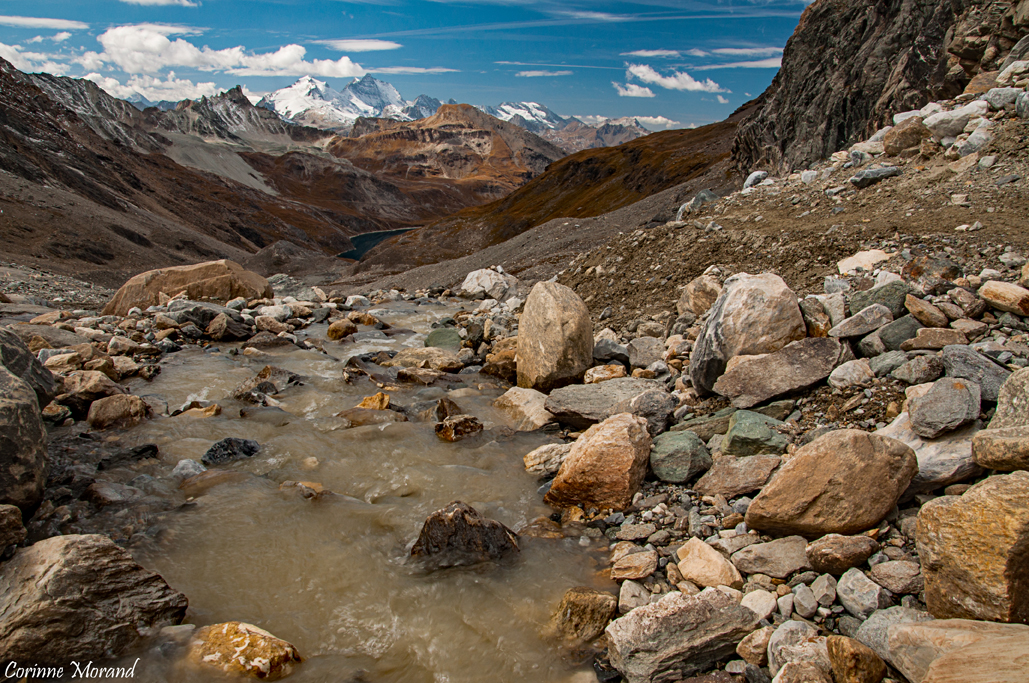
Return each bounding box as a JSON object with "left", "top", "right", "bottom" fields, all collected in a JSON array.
[
  {"left": 849, "top": 166, "right": 902, "bottom": 189},
  {"left": 730, "top": 536, "right": 811, "bottom": 579},
  {"left": 878, "top": 315, "right": 923, "bottom": 351},
  {"left": 892, "top": 355, "right": 944, "bottom": 384},
  {"left": 594, "top": 338, "right": 630, "bottom": 367},
  {"left": 650, "top": 431, "right": 712, "bottom": 483},
  {"left": 941, "top": 344, "right": 1011, "bottom": 402},
  {"left": 0, "top": 328, "right": 57, "bottom": 408},
  {"left": 722, "top": 410, "right": 788, "bottom": 456},
  {"left": 850, "top": 281, "right": 914, "bottom": 318},
  {"left": 516, "top": 282, "right": 593, "bottom": 392},
  {"left": 627, "top": 336, "right": 664, "bottom": 369},
  {"left": 837, "top": 567, "right": 893, "bottom": 619},
  {"left": 909, "top": 377, "right": 980, "bottom": 439},
  {"left": 829, "top": 305, "right": 893, "bottom": 338},
  {"left": 0, "top": 534, "right": 187, "bottom": 662},
  {"left": 712, "top": 337, "right": 845, "bottom": 409},
  {"left": 869, "top": 350, "right": 908, "bottom": 377},
  {"left": 0, "top": 365, "right": 48, "bottom": 511},
  {"left": 544, "top": 377, "right": 666, "bottom": 430}
]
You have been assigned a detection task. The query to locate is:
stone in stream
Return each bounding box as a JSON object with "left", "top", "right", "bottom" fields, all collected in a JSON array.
[
  {"left": 940, "top": 344, "right": 1010, "bottom": 402},
  {"left": 544, "top": 413, "right": 651, "bottom": 511},
  {"left": 103, "top": 260, "right": 272, "bottom": 316},
  {"left": 689, "top": 272, "right": 806, "bottom": 395},
  {"left": 522, "top": 443, "right": 571, "bottom": 476},
  {"left": 917, "top": 471, "right": 1029, "bottom": 622},
  {"left": 205, "top": 312, "right": 252, "bottom": 341},
  {"left": 0, "top": 534, "right": 187, "bottom": 662},
  {"left": 326, "top": 318, "right": 358, "bottom": 340},
  {"left": 693, "top": 454, "right": 781, "bottom": 499},
  {"left": 886, "top": 619, "right": 1029, "bottom": 683},
  {"left": 232, "top": 365, "right": 302, "bottom": 403},
  {"left": 649, "top": 431, "right": 712, "bottom": 483},
  {"left": 410, "top": 501, "right": 519, "bottom": 570},
  {"left": 384, "top": 347, "right": 463, "bottom": 373},
  {"left": 516, "top": 282, "right": 593, "bottom": 392},
  {"left": 745, "top": 430, "right": 917, "bottom": 538},
  {"left": 712, "top": 337, "right": 845, "bottom": 408},
  {"left": 56, "top": 370, "right": 127, "bottom": 417},
  {"left": 0, "top": 503, "right": 27, "bottom": 548},
  {"left": 806, "top": 534, "right": 880, "bottom": 575},
  {"left": 543, "top": 377, "right": 666, "bottom": 430},
  {"left": 425, "top": 327, "right": 462, "bottom": 351},
  {"left": 721, "top": 410, "right": 788, "bottom": 456},
  {"left": 542, "top": 587, "right": 617, "bottom": 645},
  {"left": 972, "top": 426, "right": 1029, "bottom": 471},
  {"left": 829, "top": 305, "right": 894, "bottom": 338},
  {"left": 492, "top": 387, "right": 554, "bottom": 431},
  {"left": 188, "top": 621, "right": 302, "bottom": 681},
  {"left": 729, "top": 536, "right": 811, "bottom": 579},
  {"left": 202, "top": 437, "right": 261, "bottom": 466},
  {"left": 86, "top": 394, "right": 152, "bottom": 430},
  {"left": 0, "top": 327, "right": 57, "bottom": 408},
  {"left": 434, "top": 414, "right": 483, "bottom": 442},
  {"left": 605, "top": 588, "right": 761, "bottom": 683},
  {"left": 0, "top": 365, "right": 49, "bottom": 511},
  {"left": 875, "top": 412, "right": 981, "bottom": 497}
]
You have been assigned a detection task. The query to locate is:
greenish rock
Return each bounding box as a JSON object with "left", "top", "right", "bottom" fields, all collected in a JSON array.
[
  {"left": 650, "top": 432, "right": 712, "bottom": 483},
  {"left": 850, "top": 281, "right": 914, "bottom": 319},
  {"left": 425, "top": 328, "right": 463, "bottom": 351},
  {"left": 878, "top": 315, "right": 923, "bottom": 351},
  {"left": 722, "top": 410, "right": 788, "bottom": 456}
]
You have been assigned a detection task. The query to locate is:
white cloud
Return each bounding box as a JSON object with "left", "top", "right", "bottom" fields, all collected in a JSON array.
[
  {"left": 626, "top": 63, "right": 725, "bottom": 93},
  {"left": 717, "top": 95, "right": 729, "bottom": 104},
  {"left": 85, "top": 71, "right": 217, "bottom": 102},
  {"left": 51, "top": 32, "right": 72, "bottom": 42},
  {"left": 369, "top": 66, "right": 457, "bottom": 74},
  {"left": 516, "top": 70, "right": 572, "bottom": 77},
  {"left": 621, "top": 49, "right": 679, "bottom": 58},
  {"left": 119, "top": 0, "right": 199, "bottom": 5},
  {"left": 314, "top": 39, "right": 402, "bottom": 52},
  {"left": 0, "top": 42, "right": 68, "bottom": 74},
  {"left": 557, "top": 11, "right": 626, "bottom": 21},
  {"left": 711, "top": 47, "right": 783, "bottom": 57},
  {"left": 694, "top": 57, "right": 782, "bottom": 70},
  {"left": 240, "top": 84, "right": 266, "bottom": 105},
  {"left": 685, "top": 48, "right": 709, "bottom": 57},
  {"left": 636, "top": 115, "right": 680, "bottom": 130},
  {"left": 0, "top": 15, "right": 89, "bottom": 30},
  {"left": 26, "top": 36, "right": 44, "bottom": 44},
  {"left": 612, "top": 82, "right": 654, "bottom": 98},
  {"left": 92, "top": 24, "right": 368, "bottom": 78}
]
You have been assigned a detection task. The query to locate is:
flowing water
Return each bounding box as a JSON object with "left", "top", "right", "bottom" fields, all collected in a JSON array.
[{"left": 99, "top": 302, "right": 608, "bottom": 682}]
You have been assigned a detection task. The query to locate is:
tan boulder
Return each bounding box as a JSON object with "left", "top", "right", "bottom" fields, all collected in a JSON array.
[
  {"left": 611, "top": 549, "right": 658, "bottom": 581},
  {"left": 384, "top": 347, "right": 462, "bottom": 373},
  {"left": 544, "top": 413, "right": 650, "bottom": 511},
  {"left": 356, "top": 392, "right": 391, "bottom": 410},
  {"left": 887, "top": 619, "right": 1029, "bottom": 683},
  {"left": 746, "top": 430, "right": 918, "bottom": 538},
  {"left": 517, "top": 282, "right": 593, "bottom": 392},
  {"left": 827, "top": 635, "right": 886, "bottom": 683},
  {"left": 883, "top": 118, "right": 932, "bottom": 156},
  {"left": 103, "top": 260, "right": 272, "bottom": 316},
  {"left": 326, "top": 319, "right": 357, "bottom": 340},
  {"left": 676, "top": 537, "right": 743, "bottom": 589},
  {"left": 86, "top": 394, "right": 151, "bottom": 430},
  {"left": 542, "top": 586, "right": 617, "bottom": 645},
  {"left": 56, "top": 370, "right": 128, "bottom": 417},
  {"left": 916, "top": 472, "right": 1029, "bottom": 622},
  {"left": 585, "top": 364, "right": 627, "bottom": 384},
  {"left": 677, "top": 275, "right": 722, "bottom": 317},
  {"left": 972, "top": 426, "right": 1029, "bottom": 471},
  {"left": 978, "top": 281, "right": 1029, "bottom": 315},
  {"left": 0, "top": 366, "right": 48, "bottom": 511},
  {"left": 689, "top": 272, "right": 806, "bottom": 394},
  {"left": 905, "top": 295, "right": 948, "bottom": 328},
  {"left": 492, "top": 387, "right": 554, "bottom": 431},
  {"left": 188, "top": 621, "right": 302, "bottom": 680}
]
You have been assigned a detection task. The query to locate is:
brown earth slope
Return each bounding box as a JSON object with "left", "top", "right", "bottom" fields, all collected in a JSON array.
[{"left": 350, "top": 104, "right": 757, "bottom": 280}]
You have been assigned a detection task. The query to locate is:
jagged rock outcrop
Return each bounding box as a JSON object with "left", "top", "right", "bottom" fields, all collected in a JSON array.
[{"left": 733, "top": 0, "right": 1028, "bottom": 173}]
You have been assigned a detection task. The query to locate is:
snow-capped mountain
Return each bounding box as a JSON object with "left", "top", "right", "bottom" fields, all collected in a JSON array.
[
  {"left": 477, "top": 101, "right": 569, "bottom": 134},
  {"left": 125, "top": 92, "right": 179, "bottom": 112},
  {"left": 256, "top": 75, "right": 441, "bottom": 131}
]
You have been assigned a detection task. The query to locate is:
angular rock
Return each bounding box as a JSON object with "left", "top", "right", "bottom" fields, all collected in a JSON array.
[
  {"left": 851, "top": 282, "right": 913, "bottom": 319},
  {"left": 425, "top": 327, "right": 462, "bottom": 351},
  {"left": 188, "top": 621, "right": 301, "bottom": 681},
  {"left": 0, "top": 327, "right": 57, "bottom": 408},
  {"left": 492, "top": 387, "right": 553, "bottom": 431},
  {"left": 827, "top": 635, "right": 887, "bottom": 683},
  {"left": 713, "top": 337, "right": 845, "bottom": 409},
  {"left": 677, "top": 537, "right": 743, "bottom": 589},
  {"left": 870, "top": 560, "right": 923, "bottom": 595},
  {"left": 850, "top": 166, "right": 902, "bottom": 189},
  {"left": 978, "top": 280, "right": 1029, "bottom": 315},
  {"left": 435, "top": 414, "right": 483, "bottom": 442},
  {"left": 887, "top": 619, "right": 1029, "bottom": 683},
  {"left": 829, "top": 305, "right": 894, "bottom": 338},
  {"left": 905, "top": 295, "right": 948, "bottom": 328},
  {"left": 516, "top": 282, "right": 593, "bottom": 392},
  {"left": 612, "top": 388, "right": 676, "bottom": 437},
  {"left": 103, "top": 260, "right": 272, "bottom": 316},
  {"left": 384, "top": 347, "right": 463, "bottom": 372},
  {"left": 869, "top": 350, "right": 908, "bottom": 377},
  {"left": 908, "top": 377, "right": 980, "bottom": 439},
  {"left": 0, "top": 365, "right": 49, "bottom": 511},
  {"left": 612, "top": 550, "right": 658, "bottom": 581},
  {"left": 972, "top": 426, "right": 1029, "bottom": 471},
  {"left": 917, "top": 472, "right": 1029, "bottom": 622},
  {"left": 523, "top": 443, "right": 571, "bottom": 476},
  {"left": 829, "top": 358, "right": 876, "bottom": 389},
  {"left": 800, "top": 298, "right": 832, "bottom": 337},
  {"left": 793, "top": 584, "right": 818, "bottom": 619},
  {"left": 892, "top": 356, "right": 944, "bottom": 385},
  {"left": 854, "top": 605, "right": 933, "bottom": 662},
  {"left": 875, "top": 413, "right": 981, "bottom": 497},
  {"left": 745, "top": 430, "right": 918, "bottom": 538},
  {"left": 327, "top": 318, "right": 358, "bottom": 340},
  {"left": 0, "top": 503, "right": 27, "bottom": 548},
  {"left": 694, "top": 454, "right": 781, "bottom": 499},
  {"left": 731, "top": 536, "right": 811, "bottom": 579},
  {"left": 940, "top": 344, "right": 1011, "bottom": 402},
  {"left": 884, "top": 117, "right": 931, "bottom": 155},
  {"left": 544, "top": 413, "right": 651, "bottom": 511},
  {"left": 205, "top": 312, "right": 252, "bottom": 341},
  {"left": 900, "top": 328, "right": 969, "bottom": 351},
  {"left": 627, "top": 336, "right": 664, "bottom": 369},
  {"left": 585, "top": 364, "right": 627, "bottom": 383},
  {"left": 86, "top": 394, "right": 151, "bottom": 430},
  {"left": 650, "top": 431, "right": 712, "bottom": 483},
  {"left": 812, "top": 573, "right": 838, "bottom": 606},
  {"left": 678, "top": 275, "right": 722, "bottom": 317},
  {"left": 878, "top": 315, "right": 924, "bottom": 351},
  {"left": 990, "top": 367, "right": 1029, "bottom": 429},
  {"left": 768, "top": 620, "right": 830, "bottom": 675},
  {"left": 618, "top": 579, "right": 653, "bottom": 614},
  {"left": 544, "top": 377, "right": 665, "bottom": 430},
  {"left": 543, "top": 586, "right": 617, "bottom": 644},
  {"left": 0, "top": 534, "right": 187, "bottom": 662},
  {"left": 690, "top": 273, "right": 806, "bottom": 394},
  {"left": 202, "top": 437, "right": 260, "bottom": 466},
  {"left": 410, "top": 501, "right": 518, "bottom": 569},
  {"left": 722, "top": 410, "right": 788, "bottom": 456},
  {"left": 806, "top": 534, "right": 880, "bottom": 575},
  {"left": 594, "top": 339, "right": 630, "bottom": 367},
  {"left": 838, "top": 567, "right": 892, "bottom": 619},
  {"left": 56, "top": 370, "right": 127, "bottom": 417},
  {"left": 737, "top": 625, "right": 774, "bottom": 666},
  {"left": 460, "top": 268, "right": 519, "bottom": 301},
  {"left": 605, "top": 589, "right": 761, "bottom": 683},
  {"left": 740, "top": 589, "right": 778, "bottom": 621}
]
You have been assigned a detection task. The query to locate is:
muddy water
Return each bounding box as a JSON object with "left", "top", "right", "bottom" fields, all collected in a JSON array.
[{"left": 109, "top": 303, "right": 607, "bottom": 682}]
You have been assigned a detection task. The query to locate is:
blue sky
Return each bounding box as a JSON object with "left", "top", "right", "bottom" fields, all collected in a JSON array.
[{"left": 0, "top": 1, "right": 810, "bottom": 130}]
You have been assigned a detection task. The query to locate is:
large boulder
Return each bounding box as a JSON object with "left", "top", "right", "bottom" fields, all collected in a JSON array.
[
  {"left": 875, "top": 413, "right": 981, "bottom": 497},
  {"left": 990, "top": 367, "right": 1029, "bottom": 429},
  {"left": 383, "top": 347, "right": 462, "bottom": 372},
  {"left": 544, "top": 413, "right": 651, "bottom": 511},
  {"left": 492, "top": 387, "right": 554, "bottom": 431},
  {"left": 0, "top": 328, "right": 57, "bottom": 408},
  {"left": 0, "top": 365, "right": 48, "bottom": 511},
  {"left": 908, "top": 377, "right": 980, "bottom": 439},
  {"left": 649, "top": 431, "right": 712, "bottom": 483},
  {"left": 542, "top": 587, "right": 617, "bottom": 645},
  {"left": 940, "top": 344, "right": 1010, "bottom": 402},
  {"left": 410, "top": 501, "right": 519, "bottom": 570},
  {"left": 917, "top": 472, "right": 1029, "bottom": 622},
  {"left": 0, "top": 534, "right": 187, "bottom": 662},
  {"left": 690, "top": 273, "right": 806, "bottom": 394},
  {"left": 883, "top": 117, "right": 932, "bottom": 155},
  {"left": 188, "top": 621, "right": 302, "bottom": 681},
  {"left": 694, "top": 454, "right": 781, "bottom": 499},
  {"left": 972, "top": 426, "right": 1029, "bottom": 471},
  {"left": 677, "top": 275, "right": 722, "bottom": 317},
  {"left": 460, "top": 268, "right": 519, "bottom": 301},
  {"left": 516, "top": 282, "right": 593, "bottom": 392},
  {"left": 746, "top": 430, "right": 918, "bottom": 538},
  {"left": 55, "top": 370, "right": 128, "bottom": 417},
  {"left": 605, "top": 589, "right": 761, "bottom": 683},
  {"left": 544, "top": 377, "right": 667, "bottom": 430},
  {"left": 103, "top": 260, "right": 272, "bottom": 316},
  {"left": 713, "top": 337, "right": 846, "bottom": 408},
  {"left": 887, "top": 619, "right": 1029, "bottom": 683}
]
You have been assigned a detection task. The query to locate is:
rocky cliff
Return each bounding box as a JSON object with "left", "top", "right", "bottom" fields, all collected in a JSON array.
[{"left": 733, "top": 0, "right": 1029, "bottom": 173}]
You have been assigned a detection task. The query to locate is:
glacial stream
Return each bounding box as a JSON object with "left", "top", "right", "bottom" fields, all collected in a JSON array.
[{"left": 99, "top": 302, "right": 605, "bottom": 682}]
